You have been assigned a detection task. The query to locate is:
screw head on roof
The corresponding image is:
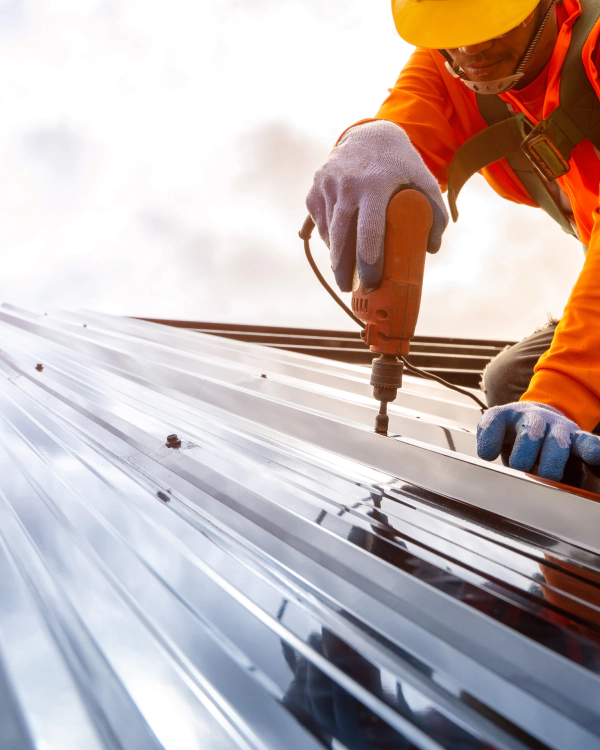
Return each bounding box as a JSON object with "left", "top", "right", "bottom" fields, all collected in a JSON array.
[
  {"left": 165, "top": 433, "right": 181, "bottom": 448},
  {"left": 83, "top": 324, "right": 87, "bottom": 328},
  {"left": 261, "top": 373, "right": 267, "bottom": 379},
  {"left": 35, "top": 363, "right": 43, "bottom": 372}
]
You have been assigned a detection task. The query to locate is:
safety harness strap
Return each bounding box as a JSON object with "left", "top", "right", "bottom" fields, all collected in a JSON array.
[
  {"left": 447, "top": 0, "right": 600, "bottom": 235},
  {"left": 447, "top": 113, "right": 526, "bottom": 219},
  {"left": 477, "top": 94, "right": 576, "bottom": 236},
  {"left": 561, "top": 0, "right": 600, "bottom": 144}
]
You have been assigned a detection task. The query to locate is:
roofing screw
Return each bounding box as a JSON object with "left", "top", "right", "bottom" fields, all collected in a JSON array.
[
  {"left": 165, "top": 433, "right": 181, "bottom": 448},
  {"left": 83, "top": 324, "right": 87, "bottom": 328},
  {"left": 35, "top": 363, "right": 43, "bottom": 372},
  {"left": 261, "top": 373, "right": 267, "bottom": 379},
  {"left": 156, "top": 491, "right": 170, "bottom": 503}
]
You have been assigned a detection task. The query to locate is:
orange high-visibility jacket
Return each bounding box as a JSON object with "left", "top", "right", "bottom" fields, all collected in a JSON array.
[{"left": 372, "top": 0, "right": 600, "bottom": 430}]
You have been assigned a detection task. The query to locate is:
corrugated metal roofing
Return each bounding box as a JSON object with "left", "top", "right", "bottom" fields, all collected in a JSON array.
[
  {"left": 140, "top": 319, "right": 514, "bottom": 388},
  {"left": 0, "top": 305, "right": 600, "bottom": 749}
]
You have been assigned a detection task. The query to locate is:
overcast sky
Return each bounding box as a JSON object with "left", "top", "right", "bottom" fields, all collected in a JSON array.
[{"left": 0, "top": 0, "right": 584, "bottom": 340}]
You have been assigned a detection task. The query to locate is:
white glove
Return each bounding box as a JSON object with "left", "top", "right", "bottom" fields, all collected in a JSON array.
[{"left": 306, "top": 120, "right": 448, "bottom": 291}]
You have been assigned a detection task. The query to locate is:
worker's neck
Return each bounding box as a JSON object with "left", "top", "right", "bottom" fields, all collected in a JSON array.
[{"left": 514, "top": 3, "right": 558, "bottom": 89}]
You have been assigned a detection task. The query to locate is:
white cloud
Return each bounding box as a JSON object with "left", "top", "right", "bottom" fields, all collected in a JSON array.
[{"left": 0, "top": 0, "right": 584, "bottom": 341}]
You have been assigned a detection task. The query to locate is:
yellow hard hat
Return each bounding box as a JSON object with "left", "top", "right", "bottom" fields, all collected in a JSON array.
[{"left": 392, "top": 0, "right": 541, "bottom": 49}]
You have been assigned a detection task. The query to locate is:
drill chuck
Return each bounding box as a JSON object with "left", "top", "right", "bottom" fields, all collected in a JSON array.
[{"left": 370, "top": 355, "right": 404, "bottom": 398}]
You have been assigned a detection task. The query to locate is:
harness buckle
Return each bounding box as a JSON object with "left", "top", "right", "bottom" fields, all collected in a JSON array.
[{"left": 520, "top": 119, "right": 571, "bottom": 182}]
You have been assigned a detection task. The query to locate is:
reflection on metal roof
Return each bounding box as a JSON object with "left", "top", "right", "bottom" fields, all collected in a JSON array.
[{"left": 0, "top": 305, "right": 599, "bottom": 749}]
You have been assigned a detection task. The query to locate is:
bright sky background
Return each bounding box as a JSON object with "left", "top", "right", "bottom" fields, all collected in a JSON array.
[{"left": 0, "top": 0, "right": 585, "bottom": 340}]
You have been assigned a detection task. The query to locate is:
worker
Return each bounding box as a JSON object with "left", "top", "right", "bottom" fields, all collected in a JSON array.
[{"left": 306, "top": 0, "right": 600, "bottom": 482}]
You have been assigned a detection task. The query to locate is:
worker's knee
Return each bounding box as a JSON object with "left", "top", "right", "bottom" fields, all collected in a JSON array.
[
  {"left": 481, "top": 323, "right": 558, "bottom": 408},
  {"left": 481, "top": 346, "right": 527, "bottom": 407}
]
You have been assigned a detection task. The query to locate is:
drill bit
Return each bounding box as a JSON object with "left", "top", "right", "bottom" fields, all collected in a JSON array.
[
  {"left": 375, "top": 401, "right": 389, "bottom": 436},
  {"left": 371, "top": 355, "right": 404, "bottom": 437}
]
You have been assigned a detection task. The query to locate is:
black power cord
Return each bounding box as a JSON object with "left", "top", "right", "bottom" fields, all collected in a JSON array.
[{"left": 299, "top": 215, "right": 488, "bottom": 413}]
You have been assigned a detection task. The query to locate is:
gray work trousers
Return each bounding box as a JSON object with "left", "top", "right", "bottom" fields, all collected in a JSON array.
[
  {"left": 481, "top": 321, "right": 600, "bottom": 457},
  {"left": 481, "top": 322, "right": 558, "bottom": 407}
]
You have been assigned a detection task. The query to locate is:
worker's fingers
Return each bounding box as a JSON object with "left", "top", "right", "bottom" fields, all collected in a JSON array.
[
  {"left": 571, "top": 431, "right": 600, "bottom": 465},
  {"left": 426, "top": 196, "right": 449, "bottom": 254},
  {"left": 407, "top": 175, "right": 449, "bottom": 255},
  {"left": 477, "top": 407, "right": 511, "bottom": 461},
  {"left": 508, "top": 424, "right": 544, "bottom": 472},
  {"left": 356, "top": 193, "right": 388, "bottom": 285},
  {"left": 305, "top": 171, "right": 331, "bottom": 248},
  {"left": 334, "top": 213, "right": 359, "bottom": 293},
  {"left": 356, "top": 251, "right": 384, "bottom": 292},
  {"left": 537, "top": 434, "right": 571, "bottom": 482},
  {"left": 329, "top": 207, "right": 359, "bottom": 293}
]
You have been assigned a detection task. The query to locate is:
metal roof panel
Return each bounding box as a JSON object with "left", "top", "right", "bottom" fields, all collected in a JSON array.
[{"left": 0, "top": 306, "right": 599, "bottom": 748}]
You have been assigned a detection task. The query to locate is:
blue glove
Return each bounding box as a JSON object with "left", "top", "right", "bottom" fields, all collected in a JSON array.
[
  {"left": 477, "top": 401, "right": 600, "bottom": 481},
  {"left": 306, "top": 120, "right": 448, "bottom": 292}
]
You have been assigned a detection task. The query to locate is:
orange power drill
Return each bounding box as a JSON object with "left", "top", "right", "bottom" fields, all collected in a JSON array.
[{"left": 301, "top": 188, "right": 433, "bottom": 436}]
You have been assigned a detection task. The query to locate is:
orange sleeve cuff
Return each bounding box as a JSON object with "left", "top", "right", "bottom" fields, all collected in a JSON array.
[{"left": 520, "top": 368, "right": 600, "bottom": 432}]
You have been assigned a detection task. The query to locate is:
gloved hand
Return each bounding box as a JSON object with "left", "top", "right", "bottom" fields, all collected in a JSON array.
[
  {"left": 306, "top": 120, "right": 448, "bottom": 292},
  {"left": 477, "top": 401, "right": 600, "bottom": 481},
  {"left": 282, "top": 633, "right": 408, "bottom": 749}
]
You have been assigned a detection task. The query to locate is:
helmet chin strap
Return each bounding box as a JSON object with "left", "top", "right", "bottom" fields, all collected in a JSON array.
[
  {"left": 441, "top": 0, "right": 555, "bottom": 96},
  {"left": 443, "top": 63, "right": 524, "bottom": 95}
]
